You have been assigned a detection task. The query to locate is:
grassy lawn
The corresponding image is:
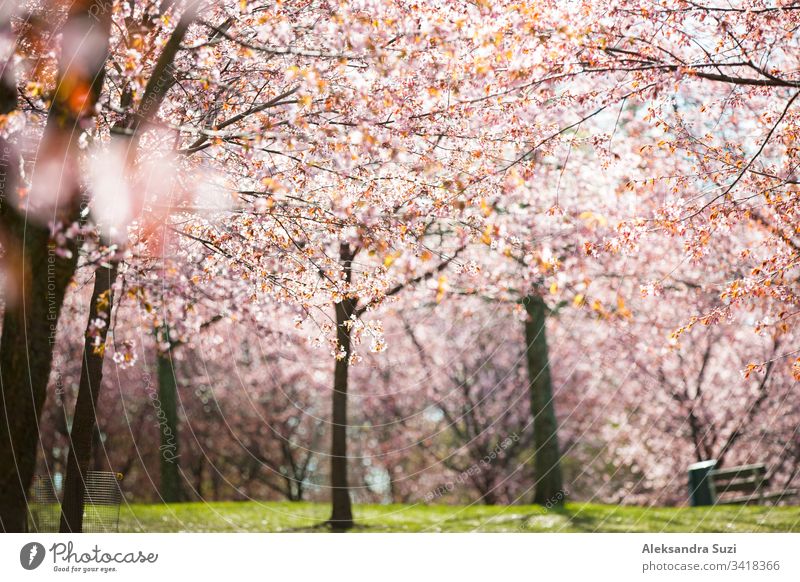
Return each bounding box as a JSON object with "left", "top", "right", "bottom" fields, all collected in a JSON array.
[{"left": 117, "top": 501, "right": 800, "bottom": 532}]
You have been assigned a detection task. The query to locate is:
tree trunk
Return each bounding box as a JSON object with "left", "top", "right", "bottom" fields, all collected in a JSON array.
[
  {"left": 0, "top": 227, "right": 78, "bottom": 531},
  {"left": 0, "top": 32, "right": 19, "bottom": 532},
  {"left": 523, "top": 295, "right": 564, "bottom": 506},
  {"left": 328, "top": 244, "right": 356, "bottom": 530},
  {"left": 329, "top": 298, "right": 357, "bottom": 529},
  {"left": 194, "top": 456, "right": 204, "bottom": 500},
  {"left": 157, "top": 342, "right": 182, "bottom": 502},
  {"left": 479, "top": 488, "right": 498, "bottom": 505},
  {"left": 211, "top": 464, "right": 220, "bottom": 501},
  {"left": 59, "top": 263, "right": 118, "bottom": 532}
]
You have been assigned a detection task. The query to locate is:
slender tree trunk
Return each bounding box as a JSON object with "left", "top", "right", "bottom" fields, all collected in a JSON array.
[
  {"left": 479, "top": 489, "right": 498, "bottom": 505},
  {"left": 329, "top": 298, "right": 357, "bottom": 528},
  {"left": 157, "top": 342, "right": 182, "bottom": 502},
  {"left": 194, "top": 456, "right": 204, "bottom": 500},
  {"left": 523, "top": 295, "right": 564, "bottom": 506},
  {"left": 59, "top": 263, "right": 119, "bottom": 532},
  {"left": 211, "top": 464, "right": 220, "bottom": 501},
  {"left": 328, "top": 244, "right": 356, "bottom": 530}
]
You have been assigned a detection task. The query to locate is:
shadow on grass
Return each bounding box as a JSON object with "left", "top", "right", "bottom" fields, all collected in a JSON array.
[
  {"left": 119, "top": 501, "right": 800, "bottom": 533},
  {"left": 531, "top": 504, "right": 793, "bottom": 533},
  {"left": 279, "top": 520, "right": 383, "bottom": 533}
]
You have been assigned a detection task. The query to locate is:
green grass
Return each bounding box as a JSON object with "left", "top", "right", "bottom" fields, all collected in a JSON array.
[{"left": 117, "top": 501, "right": 800, "bottom": 532}]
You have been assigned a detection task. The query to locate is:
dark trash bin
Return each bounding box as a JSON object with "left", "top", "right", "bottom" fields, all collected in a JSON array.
[{"left": 688, "top": 459, "right": 717, "bottom": 507}]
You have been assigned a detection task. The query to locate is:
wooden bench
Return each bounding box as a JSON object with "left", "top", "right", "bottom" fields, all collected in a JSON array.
[{"left": 689, "top": 460, "right": 798, "bottom": 506}]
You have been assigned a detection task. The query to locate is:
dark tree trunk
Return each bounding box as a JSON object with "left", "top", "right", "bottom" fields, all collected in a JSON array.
[
  {"left": 479, "top": 489, "right": 498, "bottom": 505},
  {"left": 523, "top": 295, "right": 565, "bottom": 506},
  {"left": 0, "top": 225, "right": 78, "bottom": 531},
  {"left": 59, "top": 263, "right": 119, "bottom": 532},
  {"left": 194, "top": 456, "right": 204, "bottom": 500},
  {"left": 0, "top": 134, "right": 25, "bottom": 532},
  {"left": 328, "top": 244, "right": 356, "bottom": 530},
  {"left": 157, "top": 343, "right": 182, "bottom": 502},
  {"left": 211, "top": 463, "right": 220, "bottom": 501},
  {"left": 293, "top": 481, "right": 304, "bottom": 502}
]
